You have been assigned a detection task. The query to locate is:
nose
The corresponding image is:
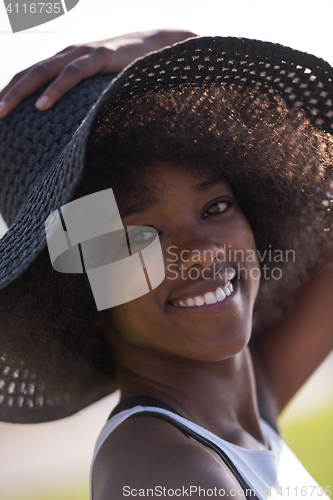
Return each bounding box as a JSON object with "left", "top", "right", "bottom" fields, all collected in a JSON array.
[{"left": 172, "top": 232, "right": 225, "bottom": 273}]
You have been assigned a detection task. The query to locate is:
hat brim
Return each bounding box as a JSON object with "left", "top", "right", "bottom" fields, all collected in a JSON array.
[{"left": 1, "top": 36, "right": 333, "bottom": 423}]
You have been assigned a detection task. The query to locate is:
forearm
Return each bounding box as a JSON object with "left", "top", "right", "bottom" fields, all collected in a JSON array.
[{"left": 253, "top": 250, "right": 333, "bottom": 412}]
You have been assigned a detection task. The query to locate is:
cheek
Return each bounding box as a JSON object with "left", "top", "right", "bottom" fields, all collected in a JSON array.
[
  {"left": 105, "top": 299, "right": 164, "bottom": 349},
  {"left": 228, "top": 217, "right": 260, "bottom": 296},
  {"left": 235, "top": 215, "right": 257, "bottom": 248},
  {"left": 224, "top": 216, "right": 258, "bottom": 263}
]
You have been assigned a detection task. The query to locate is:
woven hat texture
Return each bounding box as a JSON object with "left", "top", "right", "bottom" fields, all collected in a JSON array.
[{"left": 1, "top": 36, "right": 333, "bottom": 423}]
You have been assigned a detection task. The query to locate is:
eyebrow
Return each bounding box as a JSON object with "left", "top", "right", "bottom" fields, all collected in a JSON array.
[
  {"left": 120, "top": 200, "right": 158, "bottom": 218},
  {"left": 192, "top": 178, "right": 226, "bottom": 194},
  {"left": 121, "top": 178, "right": 226, "bottom": 217}
]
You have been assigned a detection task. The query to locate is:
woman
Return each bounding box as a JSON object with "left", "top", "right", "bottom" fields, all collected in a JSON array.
[{"left": 0, "top": 31, "right": 332, "bottom": 499}]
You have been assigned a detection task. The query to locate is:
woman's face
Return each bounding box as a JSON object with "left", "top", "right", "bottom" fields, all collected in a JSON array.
[{"left": 103, "top": 163, "right": 260, "bottom": 363}]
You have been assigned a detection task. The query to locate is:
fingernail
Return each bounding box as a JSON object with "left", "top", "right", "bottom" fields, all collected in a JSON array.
[
  {"left": 0, "top": 101, "right": 7, "bottom": 117},
  {"left": 35, "top": 95, "right": 50, "bottom": 110}
]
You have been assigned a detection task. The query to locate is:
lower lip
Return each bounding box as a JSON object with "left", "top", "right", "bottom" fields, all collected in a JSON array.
[{"left": 167, "top": 279, "right": 239, "bottom": 316}]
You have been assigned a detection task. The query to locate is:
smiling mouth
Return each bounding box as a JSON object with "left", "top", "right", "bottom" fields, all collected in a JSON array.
[{"left": 170, "top": 280, "right": 234, "bottom": 308}]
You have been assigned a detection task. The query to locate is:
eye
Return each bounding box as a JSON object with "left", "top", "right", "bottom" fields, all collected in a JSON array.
[
  {"left": 126, "top": 227, "right": 158, "bottom": 249},
  {"left": 131, "top": 230, "right": 156, "bottom": 245},
  {"left": 202, "top": 200, "right": 231, "bottom": 218}
]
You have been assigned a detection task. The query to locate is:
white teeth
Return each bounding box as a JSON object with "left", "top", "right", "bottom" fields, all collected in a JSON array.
[
  {"left": 204, "top": 291, "right": 217, "bottom": 304},
  {"left": 194, "top": 296, "right": 205, "bottom": 306},
  {"left": 216, "top": 287, "right": 226, "bottom": 302},
  {"left": 226, "top": 268, "right": 236, "bottom": 282},
  {"left": 172, "top": 279, "right": 235, "bottom": 308}
]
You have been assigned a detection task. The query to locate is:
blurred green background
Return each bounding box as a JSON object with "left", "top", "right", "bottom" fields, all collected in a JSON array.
[{"left": 279, "top": 404, "right": 333, "bottom": 487}]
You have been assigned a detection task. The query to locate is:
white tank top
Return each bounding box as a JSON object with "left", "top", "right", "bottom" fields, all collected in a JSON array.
[{"left": 89, "top": 405, "right": 329, "bottom": 500}]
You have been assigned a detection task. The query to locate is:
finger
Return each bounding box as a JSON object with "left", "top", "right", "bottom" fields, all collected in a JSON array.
[
  {"left": 55, "top": 45, "right": 76, "bottom": 55},
  {"left": 0, "top": 47, "right": 91, "bottom": 118},
  {"left": 0, "top": 55, "right": 66, "bottom": 102},
  {"left": 0, "top": 68, "right": 33, "bottom": 101},
  {"left": 0, "top": 60, "right": 67, "bottom": 118},
  {"left": 34, "top": 48, "right": 115, "bottom": 110},
  {"left": 0, "top": 47, "right": 76, "bottom": 100}
]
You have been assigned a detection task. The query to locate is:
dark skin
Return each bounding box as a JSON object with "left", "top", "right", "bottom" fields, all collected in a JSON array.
[{"left": 3, "top": 31, "right": 333, "bottom": 499}]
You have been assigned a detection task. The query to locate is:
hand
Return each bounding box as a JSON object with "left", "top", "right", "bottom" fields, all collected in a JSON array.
[{"left": 0, "top": 29, "right": 196, "bottom": 118}]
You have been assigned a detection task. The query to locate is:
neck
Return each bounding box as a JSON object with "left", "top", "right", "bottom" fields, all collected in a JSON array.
[{"left": 114, "top": 344, "right": 269, "bottom": 451}]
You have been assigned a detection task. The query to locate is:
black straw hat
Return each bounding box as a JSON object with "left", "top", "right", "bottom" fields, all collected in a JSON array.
[{"left": 1, "top": 36, "right": 333, "bottom": 423}]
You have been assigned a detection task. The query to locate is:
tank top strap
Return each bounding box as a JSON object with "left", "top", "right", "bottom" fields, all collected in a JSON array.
[{"left": 108, "top": 395, "right": 184, "bottom": 418}]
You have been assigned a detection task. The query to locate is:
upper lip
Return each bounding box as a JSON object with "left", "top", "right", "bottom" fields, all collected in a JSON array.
[{"left": 167, "top": 265, "right": 237, "bottom": 303}]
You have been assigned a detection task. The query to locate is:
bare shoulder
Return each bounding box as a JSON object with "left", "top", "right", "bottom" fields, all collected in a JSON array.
[{"left": 92, "top": 416, "right": 244, "bottom": 500}]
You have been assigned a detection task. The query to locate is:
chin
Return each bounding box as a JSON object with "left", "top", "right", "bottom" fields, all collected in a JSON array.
[{"left": 195, "top": 330, "right": 251, "bottom": 362}]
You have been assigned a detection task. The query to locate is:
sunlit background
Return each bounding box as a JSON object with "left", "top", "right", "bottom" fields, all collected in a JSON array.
[{"left": 0, "top": 1, "right": 332, "bottom": 498}]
